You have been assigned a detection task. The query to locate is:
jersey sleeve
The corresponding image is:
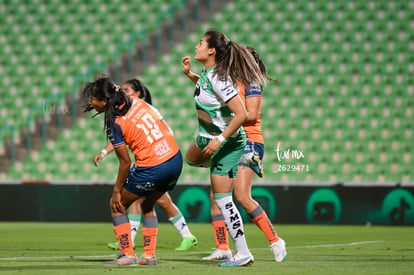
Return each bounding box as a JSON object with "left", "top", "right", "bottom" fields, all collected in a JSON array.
[
  {"left": 148, "top": 104, "right": 163, "bottom": 120},
  {"left": 106, "top": 123, "right": 125, "bottom": 148},
  {"left": 245, "top": 83, "right": 263, "bottom": 98},
  {"left": 210, "top": 74, "right": 238, "bottom": 103}
]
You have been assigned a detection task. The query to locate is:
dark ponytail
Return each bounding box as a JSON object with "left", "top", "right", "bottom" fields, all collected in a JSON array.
[
  {"left": 124, "top": 78, "right": 152, "bottom": 105},
  {"left": 246, "top": 46, "right": 278, "bottom": 84},
  {"left": 82, "top": 76, "right": 132, "bottom": 133},
  {"left": 104, "top": 91, "right": 131, "bottom": 133}
]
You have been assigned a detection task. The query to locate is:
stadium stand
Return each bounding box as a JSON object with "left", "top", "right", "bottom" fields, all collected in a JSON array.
[
  {"left": 1, "top": 0, "right": 413, "bottom": 184},
  {"left": 0, "top": 0, "right": 183, "bottom": 130}
]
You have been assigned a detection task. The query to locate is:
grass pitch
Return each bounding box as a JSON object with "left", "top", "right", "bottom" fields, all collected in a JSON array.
[{"left": 0, "top": 223, "right": 413, "bottom": 274}]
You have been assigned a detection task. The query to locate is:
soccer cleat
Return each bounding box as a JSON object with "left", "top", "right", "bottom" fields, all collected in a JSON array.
[
  {"left": 202, "top": 248, "right": 232, "bottom": 260},
  {"left": 107, "top": 241, "right": 135, "bottom": 250},
  {"left": 107, "top": 242, "right": 119, "bottom": 250},
  {"left": 175, "top": 235, "right": 198, "bottom": 251},
  {"left": 104, "top": 255, "right": 137, "bottom": 265},
  {"left": 115, "top": 252, "right": 125, "bottom": 258},
  {"left": 270, "top": 238, "right": 287, "bottom": 262},
  {"left": 251, "top": 152, "right": 264, "bottom": 178},
  {"left": 138, "top": 254, "right": 157, "bottom": 266},
  {"left": 219, "top": 253, "right": 254, "bottom": 267}
]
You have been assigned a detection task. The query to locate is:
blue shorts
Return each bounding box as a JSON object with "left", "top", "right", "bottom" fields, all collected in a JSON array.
[
  {"left": 239, "top": 141, "right": 264, "bottom": 177},
  {"left": 242, "top": 141, "right": 264, "bottom": 161},
  {"left": 123, "top": 151, "right": 183, "bottom": 197}
]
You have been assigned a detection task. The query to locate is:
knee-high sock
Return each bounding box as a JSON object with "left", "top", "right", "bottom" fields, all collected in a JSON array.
[
  {"left": 214, "top": 192, "right": 250, "bottom": 256},
  {"left": 169, "top": 211, "right": 192, "bottom": 238},
  {"left": 211, "top": 215, "right": 229, "bottom": 250},
  {"left": 113, "top": 214, "right": 135, "bottom": 257},
  {"left": 249, "top": 205, "right": 279, "bottom": 245},
  {"left": 128, "top": 213, "right": 142, "bottom": 244},
  {"left": 142, "top": 216, "right": 158, "bottom": 257}
]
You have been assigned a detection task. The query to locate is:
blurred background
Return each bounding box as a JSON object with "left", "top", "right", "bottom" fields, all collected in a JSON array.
[{"left": 0, "top": 0, "right": 412, "bottom": 224}]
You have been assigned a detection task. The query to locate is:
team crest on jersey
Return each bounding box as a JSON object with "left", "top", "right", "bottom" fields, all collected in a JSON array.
[{"left": 202, "top": 79, "right": 209, "bottom": 90}]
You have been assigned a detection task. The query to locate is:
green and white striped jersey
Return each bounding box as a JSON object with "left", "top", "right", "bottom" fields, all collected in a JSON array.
[{"left": 194, "top": 67, "right": 242, "bottom": 139}]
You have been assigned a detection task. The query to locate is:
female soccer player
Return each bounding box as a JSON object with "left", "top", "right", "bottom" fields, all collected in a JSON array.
[
  {"left": 203, "top": 48, "right": 287, "bottom": 262},
  {"left": 94, "top": 78, "right": 197, "bottom": 252},
  {"left": 181, "top": 30, "right": 265, "bottom": 267},
  {"left": 83, "top": 76, "right": 182, "bottom": 266}
]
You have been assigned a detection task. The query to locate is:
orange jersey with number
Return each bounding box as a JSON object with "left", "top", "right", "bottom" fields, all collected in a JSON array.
[
  {"left": 108, "top": 98, "right": 179, "bottom": 167},
  {"left": 238, "top": 83, "right": 264, "bottom": 144}
]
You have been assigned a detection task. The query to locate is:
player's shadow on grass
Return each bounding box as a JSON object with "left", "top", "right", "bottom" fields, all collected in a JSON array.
[
  {"left": 75, "top": 258, "right": 112, "bottom": 263},
  {"left": 74, "top": 257, "right": 214, "bottom": 267},
  {"left": 160, "top": 257, "right": 220, "bottom": 266}
]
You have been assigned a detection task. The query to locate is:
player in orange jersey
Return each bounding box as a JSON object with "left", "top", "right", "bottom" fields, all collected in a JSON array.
[
  {"left": 83, "top": 76, "right": 183, "bottom": 266},
  {"left": 94, "top": 78, "right": 197, "bottom": 252}
]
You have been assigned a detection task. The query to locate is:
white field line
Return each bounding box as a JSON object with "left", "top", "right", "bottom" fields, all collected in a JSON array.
[
  {"left": 0, "top": 241, "right": 384, "bottom": 261},
  {"left": 0, "top": 254, "right": 115, "bottom": 261},
  {"left": 288, "top": 240, "right": 384, "bottom": 249}
]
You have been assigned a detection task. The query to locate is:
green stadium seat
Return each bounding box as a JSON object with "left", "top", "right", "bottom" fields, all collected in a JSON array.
[{"left": 2, "top": 0, "right": 411, "bottom": 183}]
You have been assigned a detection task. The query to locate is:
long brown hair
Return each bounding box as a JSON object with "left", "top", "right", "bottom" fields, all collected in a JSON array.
[{"left": 204, "top": 30, "right": 266, "bottom": 88}]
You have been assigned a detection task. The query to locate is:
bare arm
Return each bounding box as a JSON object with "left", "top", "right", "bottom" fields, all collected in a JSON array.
[
  {"left": 220, "top": 95, "right": 248, "bottom": 139},
  {"left": 245, "top": 96, "right": 261, "bottom": 122},
  {"left": 93, "top": 142, "right": 114, "bottom": 167},
  {"left": 202, "top": 95, "right": 247, "bottom": 155},
  {"left": 110, "top": 145, "right": 131, "bottom": 214},
  {"left": 182, "top": 56, "right": 199, "bottom": 84}
]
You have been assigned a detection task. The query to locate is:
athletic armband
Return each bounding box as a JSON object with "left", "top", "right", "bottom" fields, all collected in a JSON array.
[
  {"left": 101, "top": 149, "right": 108, "bottom": 156},
  {"left": 217, "top": 134, "right": 226, "bottom": 143}
]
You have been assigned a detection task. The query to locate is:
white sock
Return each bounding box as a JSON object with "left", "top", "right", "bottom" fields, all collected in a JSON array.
[
  {"left": 169, "top": 211, "right": 192, "bottom": 238},
  {"left": 214, "top": 192, "right": 250, "bottom": 256},
  {"left": 127, "top": 213, "right": 142, "bottom": 243}
]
